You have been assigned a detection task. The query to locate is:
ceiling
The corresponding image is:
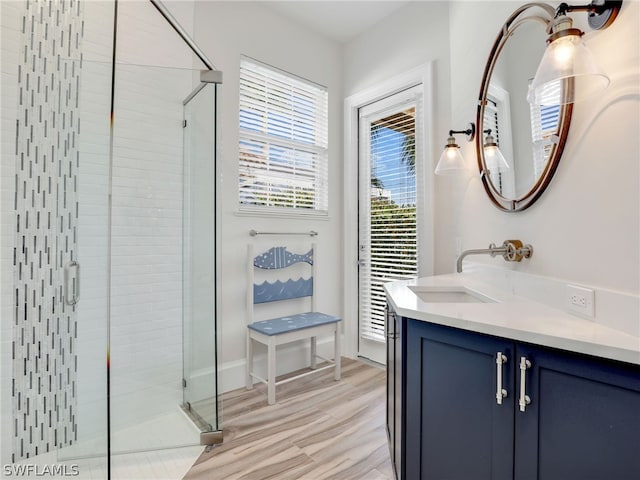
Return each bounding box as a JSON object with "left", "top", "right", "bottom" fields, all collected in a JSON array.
[{"left": 263, "top": 1, "right": 411, "bottom": 43}]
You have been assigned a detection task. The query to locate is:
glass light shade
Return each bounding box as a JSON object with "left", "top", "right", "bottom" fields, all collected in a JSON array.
[
  {"left": 483, "top": 135, "right": 509, "bottom": 171},
  {"left": 435, "top": 138, "right": 466, "bottom": 175},
  {"left": 527, "top": 33, "right": 609, "bottom": 106}
]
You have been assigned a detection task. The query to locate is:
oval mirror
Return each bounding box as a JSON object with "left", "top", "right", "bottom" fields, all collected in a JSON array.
[{"left": 476, "top": 4, "right": 573, "bottom": 212}]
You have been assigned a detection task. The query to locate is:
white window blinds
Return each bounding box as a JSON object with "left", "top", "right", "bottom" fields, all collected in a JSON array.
[
  {"left": 530, "top": 103, "right": 561, "bottom": 178},
  {"left": 529, "top": 80, "right": 561, "bottom": 178},
  {"left": 238, "top": 57, "right": 329, "bottom": 212}
]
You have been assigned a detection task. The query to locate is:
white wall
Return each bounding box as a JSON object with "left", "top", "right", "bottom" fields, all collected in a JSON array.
[
  {"left": 193, "top": 1, "right": 343, "bottom": 391},
  {"left": 449, "top": 2, "right": 639, "bottom": 299},
  {"left": 343, "top": 1, "right": 452, "bottom": 274}
]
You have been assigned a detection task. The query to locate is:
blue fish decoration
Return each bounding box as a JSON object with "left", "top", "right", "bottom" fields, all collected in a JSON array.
[{"left": 254, "top": 246, "right": 313, "bottom": 269}]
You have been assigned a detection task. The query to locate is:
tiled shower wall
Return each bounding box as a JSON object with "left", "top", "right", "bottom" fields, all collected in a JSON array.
[
  {"left": 1, "top": 0, "right": 199, "bottom": 464},
  {"left": 3, "top": 0, "right": 85, "bottom": 461},
  {"left": 109, "top": 62, "right": 191, "bottom": 433},
  {"left": 108, "top": 0, "right": 195, "bottom": 437},
  {"left": 1, "top": 1, "right": 26, "bottom": 464}
]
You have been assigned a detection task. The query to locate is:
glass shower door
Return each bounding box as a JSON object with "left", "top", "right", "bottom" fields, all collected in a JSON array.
[
  {"left": 107, "top": 0, "right": 221, "bottom": 464},
  {"left": 108, "top": 63, "right": 204, "bottom": 455},
  {"left": 182, "top": 82, "right": 221, "bottom": 436},
  {"left": 1, "top": 0, "right": 112, "bottom": 477},
  {"left": 2, "top": 0, "right": 222, "bottom": 476}
]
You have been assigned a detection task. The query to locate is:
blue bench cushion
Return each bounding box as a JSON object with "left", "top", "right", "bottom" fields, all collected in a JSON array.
[{"left": 248, "top": 312, "right": 341, "bottom": 336}]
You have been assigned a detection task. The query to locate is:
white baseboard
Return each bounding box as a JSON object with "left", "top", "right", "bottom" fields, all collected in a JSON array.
[{"left": 187, "top": 367, "right": 217, "bottom": 403}]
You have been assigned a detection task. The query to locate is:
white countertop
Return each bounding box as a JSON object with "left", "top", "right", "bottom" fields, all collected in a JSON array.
[{"left": 385, "top": 274, "right": 640, "bottom": 366}]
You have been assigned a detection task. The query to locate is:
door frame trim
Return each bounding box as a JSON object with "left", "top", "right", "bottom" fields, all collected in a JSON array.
[{"left": 343, "top": 63, "right": 435, "bottom": 359}]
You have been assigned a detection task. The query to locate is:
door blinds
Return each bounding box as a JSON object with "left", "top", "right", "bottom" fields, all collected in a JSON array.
[{"left": 359, "top": 106, "right": 418, "bottom": 341}]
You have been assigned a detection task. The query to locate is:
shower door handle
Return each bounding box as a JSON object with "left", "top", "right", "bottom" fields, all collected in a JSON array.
[{"left": 64, "top": 261, "right": 80, "bottom": 306}]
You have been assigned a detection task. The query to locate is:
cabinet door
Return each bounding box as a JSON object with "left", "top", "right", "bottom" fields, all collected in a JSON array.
[
  {"left": 515, "top": 345, "right": 640, "bottom": 480},
  {"left": 386, "top": 307, "right": 395, "bottom": 462},
  {"left": 386, "top": 307, "right": 404, "bottom": 480},
  {"left": 393, "top": 314, "right": 404, "bottom": 479},
  {"left": 406, "top": 320, "right": 515, "bottom": 480}
]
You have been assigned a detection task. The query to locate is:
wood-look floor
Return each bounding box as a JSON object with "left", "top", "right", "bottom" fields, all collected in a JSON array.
[{"left": 183, "top": 358, "right": 393, "bottom": 480}]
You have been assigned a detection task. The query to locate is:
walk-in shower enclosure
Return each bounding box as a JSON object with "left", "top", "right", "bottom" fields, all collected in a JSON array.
[{"left": 1, "top": 0, "right": 221, "bottom": 476}]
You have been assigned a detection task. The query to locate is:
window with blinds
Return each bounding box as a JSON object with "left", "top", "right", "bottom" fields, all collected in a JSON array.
[
  {"left": 238, "top": 57, "right": 329, "bottom": 213},
  {"left": 530, "top": 103, "right": 561, "bottom": 178},
  {"left": 359, "top": 106, "right": 418, "bottom": 342}
]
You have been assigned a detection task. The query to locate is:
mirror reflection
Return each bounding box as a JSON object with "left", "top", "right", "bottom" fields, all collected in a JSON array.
[{"left": 477, "top": 6, "right": 572, "bottom": 211}]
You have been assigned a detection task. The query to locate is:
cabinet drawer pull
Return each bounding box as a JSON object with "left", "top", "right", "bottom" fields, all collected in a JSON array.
[
  {"left": 519, "top": 356, "right": 532, "bottom": 412},
  {"left": 496, "top": 352, "right": 508, "bottom": 405}
]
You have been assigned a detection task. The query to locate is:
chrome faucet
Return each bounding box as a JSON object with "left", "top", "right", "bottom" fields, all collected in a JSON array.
[{"left": 457, "top": 240, "right": 533, "bottom": 273}]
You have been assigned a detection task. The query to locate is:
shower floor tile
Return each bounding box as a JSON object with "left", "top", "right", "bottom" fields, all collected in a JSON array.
[
  {"left": 10, "top": 408, "right": 204, "bottom": 479},
  {"left": 111, "top": 445, "right": 203, "bottom": 480}
]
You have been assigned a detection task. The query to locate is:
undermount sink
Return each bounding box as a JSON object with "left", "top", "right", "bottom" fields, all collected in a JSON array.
[{"left": 408, "top": 285, "right": 497, "bottom": 304}]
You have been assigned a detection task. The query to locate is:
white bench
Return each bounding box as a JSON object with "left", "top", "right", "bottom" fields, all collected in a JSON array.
[{"left": 246, "top": 245, "right": 341, "bottom": 405}]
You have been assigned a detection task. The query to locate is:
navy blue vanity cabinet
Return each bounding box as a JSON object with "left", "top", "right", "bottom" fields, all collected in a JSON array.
[
  {"left": 386, "top": 306, "right": 405, "bottom": 480},
  {"left": 405, "top": 319, "right": 515, "bottom": 480},
  {"left": 399, "top": 318, "right": 640, "bottom": 480},
  {"left": 514, "top": 344, "right": 640, "bottom": 480}
]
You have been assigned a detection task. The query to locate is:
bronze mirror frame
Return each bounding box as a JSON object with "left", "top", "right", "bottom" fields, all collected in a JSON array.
[{"left": 476, "top": 2, "right": 573, "bottom": 212}]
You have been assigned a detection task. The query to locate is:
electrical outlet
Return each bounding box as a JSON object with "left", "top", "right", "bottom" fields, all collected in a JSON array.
[{"left": 566, "top": 285, "right": 595, "bottom": 318}]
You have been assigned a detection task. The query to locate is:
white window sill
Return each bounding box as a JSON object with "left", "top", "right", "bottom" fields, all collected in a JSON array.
[{"left": 235, "top": 207, "right": 330, "bottom": 220}]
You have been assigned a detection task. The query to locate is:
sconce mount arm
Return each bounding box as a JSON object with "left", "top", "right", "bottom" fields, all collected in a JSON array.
[
  {"left": 449, "top": 122, "right": 476, "bottom": 142},
  {"left": 555, "top": 0, "right": 622, "bottom": 30}
]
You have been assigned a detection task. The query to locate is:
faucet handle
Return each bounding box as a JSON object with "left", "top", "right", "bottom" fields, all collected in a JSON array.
[
  {"left": 502, "top": 240, "right": 533, "bottom": 262},
  {"left": 518, "top": 244, "right": 533, "bottom": 259},
  {"left": 502, "top": 240, "right": 520, "bottom": 261}
]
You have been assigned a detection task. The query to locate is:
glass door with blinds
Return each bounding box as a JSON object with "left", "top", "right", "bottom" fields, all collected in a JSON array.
[{"left": 358, "top": 86, "right": 422, "bottom": 364}]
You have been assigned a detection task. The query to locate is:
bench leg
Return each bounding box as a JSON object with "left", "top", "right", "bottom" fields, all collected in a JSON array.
[
  {"left": 310, "top": 336, "right": 317, "bottom": 369},
  {"left": 334, "top": 325, "right": 341, "bottom": 381},
  {"left": 246, "top": 332, "right": 253, "bottom": 390},
  {"left": 267, "top": 337, "right": 276, "bottom": 405}
]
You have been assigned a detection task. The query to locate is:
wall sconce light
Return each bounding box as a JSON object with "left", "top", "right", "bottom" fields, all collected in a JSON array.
[
  {"left": 483, "top": 129, "right": 509, "bottom": 171},
  {"left": 527, "top": 0, "right": 623, "bottom": 105},
  {"left": 435, "top": 123, "right": 475, "bottom": 175}
]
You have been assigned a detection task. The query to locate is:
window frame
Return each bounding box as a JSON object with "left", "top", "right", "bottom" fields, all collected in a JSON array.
[
  {"left": 343, "top": 64, "right": 435, "bottom": 360},
  {"left": 358, "top": 95, "right": 421, "bottom": 352},
  {"left": 237, "top": 56, "right": 329, "bottom": 217}
]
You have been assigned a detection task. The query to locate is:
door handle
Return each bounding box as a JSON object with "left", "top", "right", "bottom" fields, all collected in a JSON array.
[
  {"left": 495, "top": 352, "right": 508, "bottom": 405},
  {"left": 64, "top": 260, "right": 80, "bottom": 306},
  {"left": 519, "top": 356, "right": 531, "bottom": 412},
  {"left": 385, "top": 309, "right": 396, "bottom": 339}
]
